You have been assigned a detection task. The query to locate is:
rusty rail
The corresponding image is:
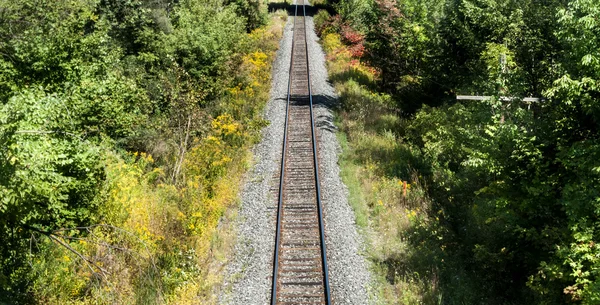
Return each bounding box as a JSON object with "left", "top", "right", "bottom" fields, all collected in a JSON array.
[{"left": 271, "top": 0, "right": 331, "bottom": 304}]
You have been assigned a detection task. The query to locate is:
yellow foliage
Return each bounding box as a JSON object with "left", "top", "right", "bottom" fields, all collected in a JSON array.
[
  {"left": 248, "top": 27, "right": 275, "bottom": 43},
  {"left": 244, "top": 51, "right": 269, "bottom": 70},
  {"left": 211, "top": 114, "right": 241, "bottom": 136},
  {"left": 168, "top": 282, "right": 203, "bottom": 305},
  {"left": 323, "top": 33, "right": 343, "bottom": 53},
  {"left": 29, "top": 11, "right": 287, "bottom": 305},
  {"left": 106, "top": 157, "right": 164, "bottom": 251},
  {"left": 321, "top": 32, "right": 377, "bottom": 82}
]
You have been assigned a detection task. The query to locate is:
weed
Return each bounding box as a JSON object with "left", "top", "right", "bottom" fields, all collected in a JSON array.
[{"left": 322, "top": 20, "right": 445, "bottom": 305}]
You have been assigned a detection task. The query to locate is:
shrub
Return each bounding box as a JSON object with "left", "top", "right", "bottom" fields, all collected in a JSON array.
[{"left": 0, "top": 0, "right": 287, "bottom": 302}]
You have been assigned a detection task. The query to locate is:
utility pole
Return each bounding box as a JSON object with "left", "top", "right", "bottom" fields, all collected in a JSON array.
[
  {"left": 456, "top": 53, "right": 543, "bottom": 118},
  {"left": 456, "top": 96, "right": 542, "bottom": 103}
]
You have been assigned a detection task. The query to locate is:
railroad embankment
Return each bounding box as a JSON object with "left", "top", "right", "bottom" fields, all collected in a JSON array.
[
  {"left": 221, "top": 2, "right": 375, "bottom": 304},
  {"left": 314, "top": 10, "right": 443, "bottom": 304},
  {"left": 0, "top": 2, "right": 287, "bottom": 303}
]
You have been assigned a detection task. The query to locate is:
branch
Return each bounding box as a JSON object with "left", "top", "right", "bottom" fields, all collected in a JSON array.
[
  {"left": 23, "top": 225, "right": 108, "bottom": 278},
  {"left": 48, "top": 234, "right": 109, "bottom": 277},
  {"left": 15, "top": 130, "right": 83, "bottom": 140},
  {"left": 51, "top": 224, "right": 160, "bottom": 272},
  {"left": 172, "top": 115, "right": 192, "bottom": 184},
  {"left": 25, "top": 224, "right": 164, "bottom": 301}
]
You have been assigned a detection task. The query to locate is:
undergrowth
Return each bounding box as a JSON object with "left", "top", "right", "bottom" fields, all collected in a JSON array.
[
  {"left": 317, "top": 11, "right": 447, "bottom": 304},
  {"left": 23, "top": 10, "right": 288, "bottom": 305}
]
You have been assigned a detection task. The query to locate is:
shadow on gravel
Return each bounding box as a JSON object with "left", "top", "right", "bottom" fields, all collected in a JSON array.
[
  {"left": 278, "top": 94, "right": 337, "bottom": 133},
  {"left": 313, "top": 94, "right": 337, "bottom": 133},
  {"left": 312, "top": 94, "right": 336, "bottom": 109}
]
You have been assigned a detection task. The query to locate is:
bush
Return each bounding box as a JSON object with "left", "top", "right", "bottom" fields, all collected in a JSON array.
[
  {"left": 227, "top": 0, "right": 268, "bottom": 31},
  {"left": 314, "top": 10, "right": 332, "bottom": 35},
  {"left": 0, "top": 0, "right": 287, "bottom": 302}
]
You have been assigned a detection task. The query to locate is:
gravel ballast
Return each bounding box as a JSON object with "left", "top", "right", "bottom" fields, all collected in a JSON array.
[
  {"left": 305, "top": 11, "right": 375, "bottom": 305},
  {"left": 219, "top": 18, "right": 292, "bottom": 305},
  {"left": 221, "top": 7, "right": 375, "bottom": 304}
]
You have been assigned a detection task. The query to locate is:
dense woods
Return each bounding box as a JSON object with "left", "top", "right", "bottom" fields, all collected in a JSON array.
[
  {"left": 317, "top": 0, "right": 600, "bottom": 303},
  {"left": 2, "top": 0, "right": 599, "bottom": 303},
  {"left": 0, "top": 0, "right": 284, "bottom": 303}
]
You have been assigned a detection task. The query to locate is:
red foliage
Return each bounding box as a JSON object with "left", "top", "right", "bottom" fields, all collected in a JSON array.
[
  {"left": 340, "top": 25, "right": 365, "bottom": 58},
  {"left": 374, "top": 0, "right": 403, "bottom": 37},
  {"left": 341, "top": 25, "right": 363, "bottom": 44},
  {"left": 349, "top": 44, "right": 365, "bottom": 58},
  {"left": 317, "top": 13, "right": 365, "bottom": 58}
]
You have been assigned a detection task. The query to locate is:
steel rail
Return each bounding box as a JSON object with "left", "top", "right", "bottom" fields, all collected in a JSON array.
[
  {"left": 302, "top": 2, "right": 332, "bottom": 304},
  {"left": 271, "top": 0, "right": 331, "bottom": 303},
  {"left": 270, "top": 0, "right": 296, "bottom": 303}
]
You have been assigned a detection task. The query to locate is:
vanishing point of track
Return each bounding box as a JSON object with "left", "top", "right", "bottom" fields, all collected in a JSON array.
[{"left": 271, "top": 0, "right": 331, "bottom": 304}]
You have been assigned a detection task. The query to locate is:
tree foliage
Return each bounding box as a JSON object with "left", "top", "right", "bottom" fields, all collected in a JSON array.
[
  {"left": 331, "top": 0, "right": 600, "bottom": 303},
  {"left": 0, "top": 0, "right": 271, "bottom": 302}
]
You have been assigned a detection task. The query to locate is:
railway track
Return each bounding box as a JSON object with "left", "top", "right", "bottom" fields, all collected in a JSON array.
[{"left": 271, "top": 0, "right": 331, "bottom": 304}]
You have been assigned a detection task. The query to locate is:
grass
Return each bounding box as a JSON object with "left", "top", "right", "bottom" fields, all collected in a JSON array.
[
  {"left": 317, "top": 15, "right": 498, "bottom": 304},
  {"left": 337, "top": 117, "right": 442, "bottom": 304},
  {"left": 318, "top": 21, "right": 446, "bottom": 304},
  {"left": 337, "top": 132, "right": 369, "bottom": 229}
]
